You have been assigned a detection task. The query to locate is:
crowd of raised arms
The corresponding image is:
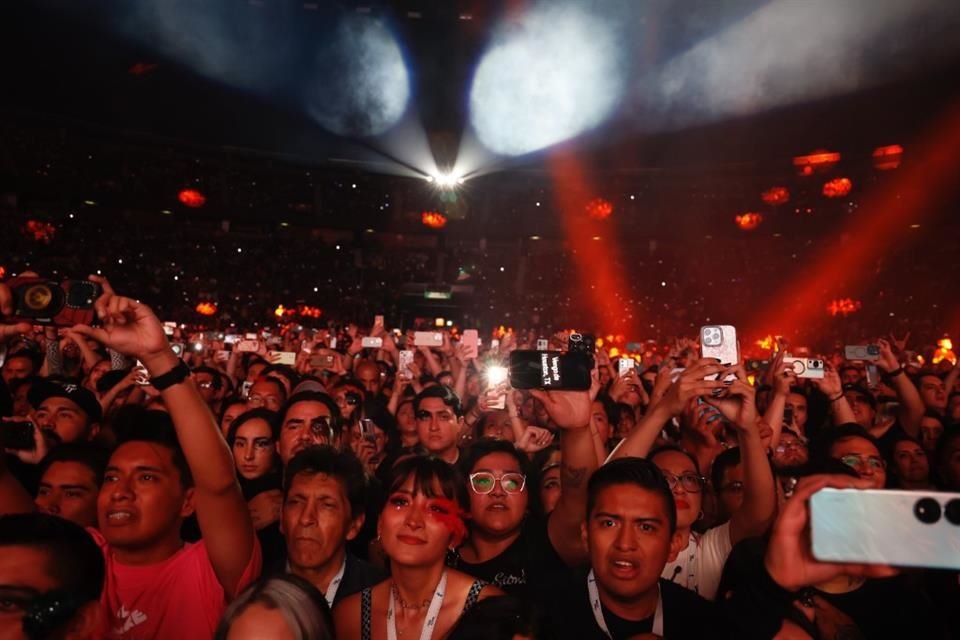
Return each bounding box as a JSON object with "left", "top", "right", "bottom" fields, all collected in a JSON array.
[{"left": 1, "top": 273, "right": 959, "bottom": 640}]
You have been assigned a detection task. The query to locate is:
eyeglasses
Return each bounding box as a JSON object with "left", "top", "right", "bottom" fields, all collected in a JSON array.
[
  {"left": 774, "top": 442, "right": 805, "bottom": 454},
  {"left": 718, "top": 481, "right": 744, "bottom": 494},
  {"left": 840, "top": 454, "right": 885, "bottom": 470},
  {"left": 662, "top": 472, "right": 703, "bottom": 493},
  {"left": 469, "top": 472, "right": 526, "bottom": 494}
]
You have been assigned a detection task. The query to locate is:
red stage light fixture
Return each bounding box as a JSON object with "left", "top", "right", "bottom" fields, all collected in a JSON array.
[
  {"left": 735, "top": 212, "right": 763, "bottom": 231},
  {"left": 822, "top": 177, "right": 853, "bottom": 198},
  {"left": 195, "top": 301, "right": 218, "bottom": 316},
  {"left": 761, "top": 186, "right": 790, "bottom": 206},
  {"left": 421, "top": 211, "right": 447, "bottom": 229},
  {"left": 585, "top": 198, "right": 614, "bottom": 220},
  {"left": 873, "top": 144, "right": 903, "bottom": 170},
  {"left": 178, "top": 189, "right": 207, "bottom": 208},
  {"left": 793, "top": 150, "right": 840, "bottom": 176}
]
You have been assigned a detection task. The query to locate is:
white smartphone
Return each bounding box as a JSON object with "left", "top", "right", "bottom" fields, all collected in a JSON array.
[
  {"left": 267, "top": 351, "right": 296, "bottom": 366},
  {"left": 414, "top": 331, "right": 444, "bottom": 347},
  {"left": 618, "top": 358, "right": 636, "bottom": 378},
  {"left": 536, "top": 338, "right": 548, "bottom": 351},
  {"left": 784, "top": 355, "right": 826, "bottom": 379},
  {"left": 700, "top": 325, "right": 739, "bottom": 365},
  {"left": 810, "top": 488, "right": 960, "bottom": 570},
  {"left": 361, "top": 336, "right": 384, "bottom": 349},
  {"left": 398, "top": 350, "right": 415, "bottom": 381},
  {"left": 461, "top": 330, "right": 479, "bottom": 360},
  {"left": 236, "top": 340, "right": 261, "bottom": 353}
]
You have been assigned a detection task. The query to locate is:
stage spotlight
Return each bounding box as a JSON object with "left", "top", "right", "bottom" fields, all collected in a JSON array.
[
  {"left": 469, "top": 3, "right": 625, "bottom": 156},
  {"left": 427, "top": 172, "right": 464, "bottom": 188}
]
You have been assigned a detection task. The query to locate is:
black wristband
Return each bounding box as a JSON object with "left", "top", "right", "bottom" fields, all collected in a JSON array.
[
  {"left": 149, "top": 360, "right": 191, "bottom": 391},
  {"left": 829, "top": 392, "right": 845, "bottom": 402},
  {"left": 883, "top": 367, "right": 904, "bottom": 380}
]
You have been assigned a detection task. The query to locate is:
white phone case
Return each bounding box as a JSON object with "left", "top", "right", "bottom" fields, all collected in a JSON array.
[{"left": 811, "top": 488, "right": 960, "bottom": 570}]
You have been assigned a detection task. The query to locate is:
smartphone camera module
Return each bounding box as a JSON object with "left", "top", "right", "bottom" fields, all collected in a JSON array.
[
  {"left": 701, "top": 326, "right": 723, "bottom": 347},
  {"left": 914, "top": 497, "right": 941, "bottom": 525},
  {"left": 945, "top": 499, "right": 960, "bottom": 526}
]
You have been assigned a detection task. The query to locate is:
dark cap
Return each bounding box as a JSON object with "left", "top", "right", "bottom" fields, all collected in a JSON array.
[
  {"left": 842, "top": 384, "right": 876, "bottom": 408},
  {"left": 28, "top": 380, "right": 103, "bottom": 423}
]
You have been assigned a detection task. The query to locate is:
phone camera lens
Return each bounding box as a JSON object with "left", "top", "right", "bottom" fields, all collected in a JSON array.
[
  {"left": 945, "top": 499, "right": 960, "bottom": 526},
  {"left": 914, "top": 497, "right": 942, "bottom": 524}
]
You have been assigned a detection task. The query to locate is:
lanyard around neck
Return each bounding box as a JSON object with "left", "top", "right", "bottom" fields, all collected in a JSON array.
[
  {"left": 387, "top": 570, "right": 448, "bottom": 640},
  {"left": 587, "top": 569, "right": 663, "bottom": 638}
]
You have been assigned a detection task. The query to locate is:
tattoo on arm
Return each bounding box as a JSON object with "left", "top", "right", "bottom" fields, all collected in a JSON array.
[{"left": 561, "top": 465, "right": 588, "bottom": 489}]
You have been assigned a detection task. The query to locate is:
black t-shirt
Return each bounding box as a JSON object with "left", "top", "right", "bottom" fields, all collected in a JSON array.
[
  {"left": 447, "top": 517, "right": 566, "bottom": 597},
  {"left": 536, "top": 567, "right": 731, "bottom": 640}
]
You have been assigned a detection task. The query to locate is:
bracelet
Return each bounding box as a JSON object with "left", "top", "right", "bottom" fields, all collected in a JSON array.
[
  {"left": 883, "top": 367, "right": 904, "bottom": 380},
  {"left": 150, "top": 360, "right": 191, "bottom": 391},
  {"left": 829, "top": 392, "right": 845, "bottom": 402}
]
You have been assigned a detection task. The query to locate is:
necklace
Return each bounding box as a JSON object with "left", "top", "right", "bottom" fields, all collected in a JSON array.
[{"left": 387, "top": 570, "right": 447, "bottom": 640}]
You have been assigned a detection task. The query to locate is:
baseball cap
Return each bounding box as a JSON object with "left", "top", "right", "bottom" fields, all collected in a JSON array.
[{"left": 28, "top": 379, "right": 103, "bottom": 423}]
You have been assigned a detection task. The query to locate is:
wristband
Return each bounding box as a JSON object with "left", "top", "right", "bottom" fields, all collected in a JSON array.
[
  {"left": 149, "top": 360, "right": 191, "bottom": 391},
  {"left": 882, "top": 367, "right": 904, "bottom": 380},
  {"left": 829, "top": 392, "right": 845, "bottom": 402}
]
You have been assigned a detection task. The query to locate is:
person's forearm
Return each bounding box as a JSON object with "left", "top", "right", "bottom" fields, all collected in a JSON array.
[
  {"left": 763, "top": 392, "right": 786, "bottom": 450},
  {"left": 608, "top": 402, "right": 671, "bottom": 461},
  {"left": 508, "top": 414, "right": 528, "bottom": 442},
  {"left": 731, "top": 426, "right": 777, "bottom": 542},
  {"left": 74, "top": 340, "right": 101, "bottom": 373},
  {"left": 944, "top": 365, "right": 960, "bottom": 398},
  {"left": 549, "top": 424, "right": 597, "bottom": 565},
  {"left": 829, "top": 395, "right": 857, "bottom": 426},
  {"left": 421, "top": 349, "right": 443, "bottom": 377},
  {"left": 453, "top": 364, "right": 467, "bottom": 400},
  {"left": 142, "top": 351, "right": 237, "bottom": 494},
  {"left": 890, "top": 374, "right": 924, "bottom": 436}
]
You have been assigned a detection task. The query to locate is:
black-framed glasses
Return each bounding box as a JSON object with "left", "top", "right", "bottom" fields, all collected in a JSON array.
[
  {"left": 840, "top": 454, "right": 885, "bottom": 470},
  {"left": 469, "top": 472, "right": 526, "bottom": 494},
  {"left": 663, "top": 471, "right": 704, "bottom": 493}
]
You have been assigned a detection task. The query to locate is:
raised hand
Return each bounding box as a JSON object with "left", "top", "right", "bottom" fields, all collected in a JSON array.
[
  {"left": 810, "top": 366, "right": 842, "bottom": 398},
  {"left": 765, "top": 475, "right": 897, "bottom": 591},
  {"left": 69, "top": 275, "right": 169, "bottom": 367},
  {"left": 875, "top": 338, "right": 899, "bottom": 373},
  {"left": 704, "top": 370, "right": 758, "bottom": 433},
  {"left": 888, "top": 332, "right": 910, "bottom": 355},
  {"left": 516, "top": 426, "right": 555, "bottom": 454},
  {"left": 656, "top": 358, "right": 726, "bottom": 417},
  {"left": 528, "top": 389, "right": 591, "bottom": 430}
]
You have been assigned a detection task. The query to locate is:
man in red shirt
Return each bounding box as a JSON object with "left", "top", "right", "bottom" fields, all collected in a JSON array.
[{"left": 0, "top": 276, "right": 261, "bottom": 639}]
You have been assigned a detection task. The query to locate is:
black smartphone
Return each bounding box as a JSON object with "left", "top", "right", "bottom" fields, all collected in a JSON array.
[
  {"left": 2, "top": 421, "right": 36, "bottom": 451},
  {"left": 783, "top": 405, "right": 794, "bottom": 426},
  {"left": 509, "top": 350, "right": 593, "bottom": 391}
]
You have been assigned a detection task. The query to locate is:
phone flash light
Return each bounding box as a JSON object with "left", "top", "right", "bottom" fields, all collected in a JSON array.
[
  {"left": 486, "top": 366, "right": 508, "bottom": 386},
  {"left": 193, "top": 342, "right": 203, "bottom": 352}
]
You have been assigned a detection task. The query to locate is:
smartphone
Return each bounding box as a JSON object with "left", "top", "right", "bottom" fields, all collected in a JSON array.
[
  {"left": 134, "top": 361, "right": 150, "bottom": 386},
  {"left": 844, "top": 345, "right": 881, "bottom": 362},
  {"left": 360, "top": 418, "right": 377, "bottom": 443},
  {"left": 310, "top": 352, "right": 337, "bottom": 369},
  {"left": 568, "top": 333, "right": 596, "bottom": 356},
  {"left": 224, "top": 334, "right": 241, "bottom": 345},
  {"left": 865, "top": 364, "right": 880, "bottom": 390},
  {"left": 618, "top": 358, "right": 636, "bottom": 378},
  {"left": 700, "top": 325, "right": 739, "bottom": 366},
  {"left": 784, "top": 355, "right": 825, "bottom": 379},
  {"left": 236, "top": 340, "right": 261, "bottom": 353},
  {"left": 240, "top": 381, "right": 253, "bottom": 399},
  {"left": 2, "top": 421, "right": 36, "bottom": 451},
  {"left": 329, "top": 337, "right": 338, "bottom": 350},
  {"left": 783, "top": 405, "right": 794, "bottom": 426},
  {"left": 267, "top": 351, "right": 296, "bottom": 366},
  {"left": 811, "top": 488, "right": 960, "bottom": 570},
  {"left": 361, "top": 336, "right": 384, "bottom": 349},
  {"left": 162, "top": 321, "right": 176, "bottom": 337},
  {"left": 508, "top": 350, "right": 592, "bottom": 391},
  {"left": 374, "top": 315, "right": 385, "bottom": 329},
  {"left": 398, "top": 350, "right": 415, "bottom": 381},
  {"left": 170, "top": 343, "right": 185, "bottom": 358},
  {"left": 215, "top": 350, "right": 230, "bottom": 363},
  {"left": 461, "top": 330, "right": 479, "bottom": 360},
  {"left": 6, "top": 278, "right": 101, "bottom": 327},
  {"left": 414, "top": 331, "right": 444, "bottom": 347},
  {"left": 536, "top": 338, "right": 549, "bottom": 351},
  {"left": 491, "top": 338, "right": 500, "bottom": 351},
  {"left": 245, "top": 333, "right": 258, "bottom": 340}
]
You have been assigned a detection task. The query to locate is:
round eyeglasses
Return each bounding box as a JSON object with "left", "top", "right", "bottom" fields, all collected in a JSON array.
[{"left": 469, "top": 472, "right": 526, "bottom": 495}]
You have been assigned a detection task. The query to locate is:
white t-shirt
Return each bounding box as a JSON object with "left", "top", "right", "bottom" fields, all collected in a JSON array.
[{"left": 660, "top": 521, "right": 732, "bottom": 601}]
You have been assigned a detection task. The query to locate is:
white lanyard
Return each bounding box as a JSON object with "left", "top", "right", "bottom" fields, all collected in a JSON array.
[
  {"left": 587, "top": 569, "right": 663, "bottom": 638},
  {"left": 324, "top": 558, "right": 347, "bottom": 609},
  {"left": 387, "top": 570, "right": 447, "bottom": 640}
]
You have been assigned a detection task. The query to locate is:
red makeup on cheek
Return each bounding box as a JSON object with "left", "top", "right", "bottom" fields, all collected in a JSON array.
[{"left": 428, "top": 497, "right": 468, "bottom": 547}]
